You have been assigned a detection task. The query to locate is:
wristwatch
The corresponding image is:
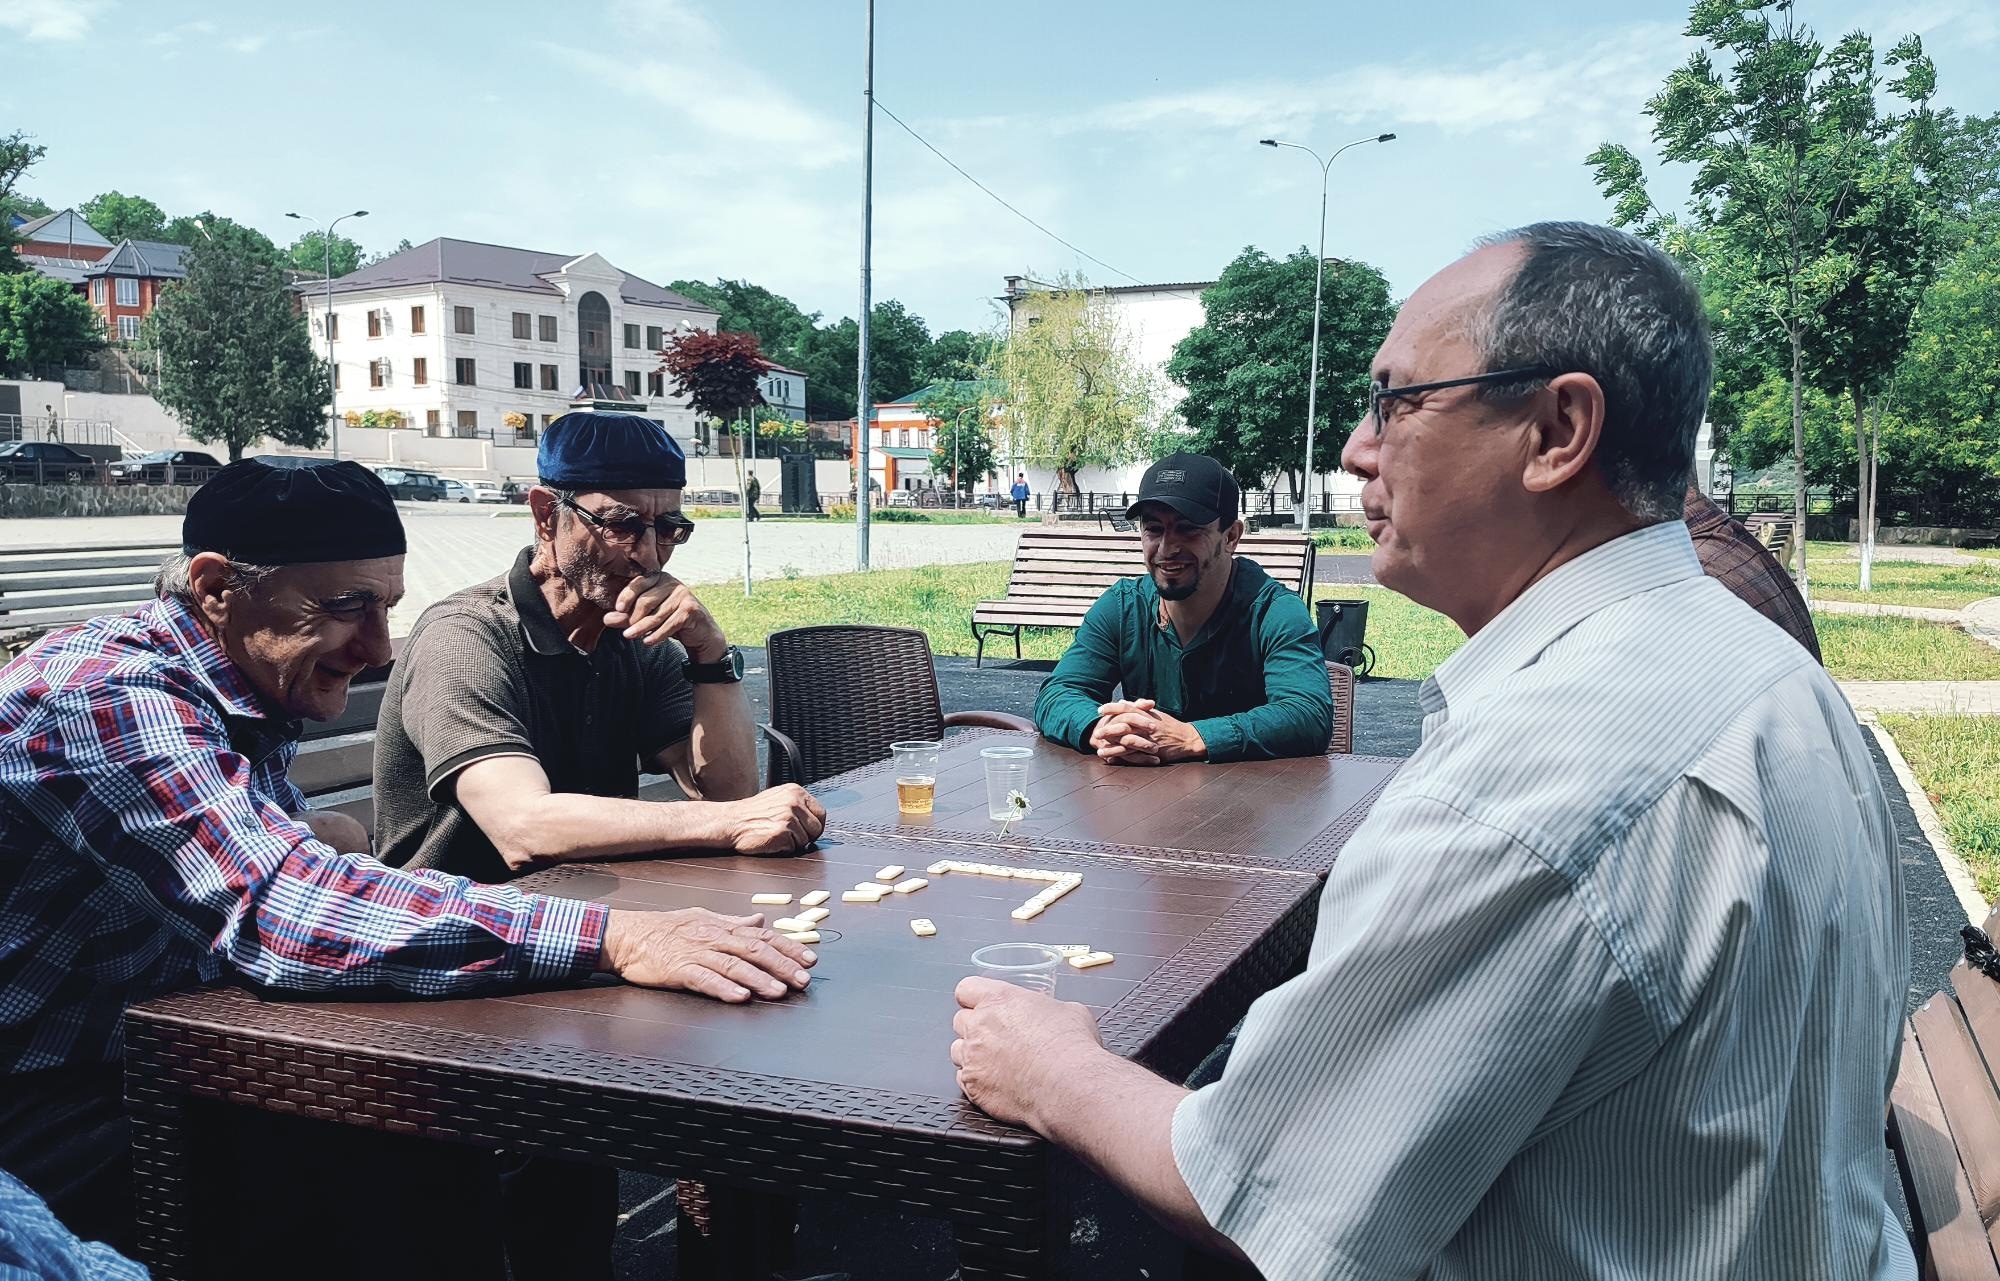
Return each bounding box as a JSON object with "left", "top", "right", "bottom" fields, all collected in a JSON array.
[{"left": 683, "top": 644, "right": 745, "bottom": 685}]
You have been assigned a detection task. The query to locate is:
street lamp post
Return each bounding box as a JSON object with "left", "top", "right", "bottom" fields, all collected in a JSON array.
[
  {"left": 285, "top": 209, "right": 369, "bottom": 460},
  {"left": 1259, "top": 134, "right": 1394, "bottom": 530}
]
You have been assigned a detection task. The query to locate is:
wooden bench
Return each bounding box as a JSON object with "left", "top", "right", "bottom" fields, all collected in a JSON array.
[
  {"left": 1889, "top": 907, "right": 2000, "bottom": 1279},
  {"left": 0, "top": 542, "right": 180, "bottom": 651},
  {"left": 1741, "top": 514, "right": 1799, "bottom": 570},
  {"left": 969, "top": 528, "right": 1317, "bottom": 665}
]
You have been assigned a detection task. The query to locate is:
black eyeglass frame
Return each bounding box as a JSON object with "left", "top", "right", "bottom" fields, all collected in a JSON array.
[
  {"left": 557, "top": 494, "right": 696, "bottom": 547},
  {"left": 1369, "top": 366, "right": 1563, "bottom": 437}
]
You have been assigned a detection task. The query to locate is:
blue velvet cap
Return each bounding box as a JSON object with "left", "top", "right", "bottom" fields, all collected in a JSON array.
[{"left": 537, "top": 412, "right": 686, "bottom": 491}]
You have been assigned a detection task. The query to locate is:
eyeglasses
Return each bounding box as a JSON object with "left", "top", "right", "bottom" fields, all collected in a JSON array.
[
  {"left": 558, "top": 495, "right": 696, "bottom": 547},
  {"left": 1368, "top": 366, "right": 1561, "bottom": 437}
]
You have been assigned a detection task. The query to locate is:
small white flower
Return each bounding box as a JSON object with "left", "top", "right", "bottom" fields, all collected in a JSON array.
[{"left": 1007, "top": 789, "right": 1032, "bottom": 817}]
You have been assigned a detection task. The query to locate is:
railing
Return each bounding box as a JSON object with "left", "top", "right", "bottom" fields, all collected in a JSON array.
[
  {"left": 0, "top": 415, "right": 117, "bottom": 446},
  {"left": 423, "top": 426, "right": 538, "bottom": 445}
]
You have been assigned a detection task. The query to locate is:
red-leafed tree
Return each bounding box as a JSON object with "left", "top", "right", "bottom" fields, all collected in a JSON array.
[{"left": 659, "top": 330, "right": 767, "bottom": 420}]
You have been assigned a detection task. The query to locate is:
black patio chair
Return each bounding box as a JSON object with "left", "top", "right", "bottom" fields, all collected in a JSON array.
[{"left": 761, "top": 625, "right": 1035, "bottom": 787}]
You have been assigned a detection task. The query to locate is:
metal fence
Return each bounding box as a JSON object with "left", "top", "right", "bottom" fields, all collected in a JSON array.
[{"left": 0, "top": 415, "right": 118, "bottom": 446}]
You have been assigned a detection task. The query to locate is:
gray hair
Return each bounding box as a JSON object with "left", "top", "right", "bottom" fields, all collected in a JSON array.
[
  {"left": 1469, "top": 221, "right": 1711, "bottom": 522},
  {"left": 154, "top": 552, "right": 282, "bottom": 606}
]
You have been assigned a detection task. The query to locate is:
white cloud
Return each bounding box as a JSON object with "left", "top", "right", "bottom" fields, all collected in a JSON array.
[
  {"left": 145, "top": 18, "right": 215, "bottom": 46},
  {"left": 0, "top": 0, "right": 108, "bottom": 41},
  {"left": 226, "top": 34, "right": 267, "bottom": 55}
]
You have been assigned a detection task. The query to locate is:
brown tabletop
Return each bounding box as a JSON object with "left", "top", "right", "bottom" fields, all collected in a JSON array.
[
  {"left": 123, "top": 829, "right": 1321, "bottom": 1280},
  {"left": 815, "top": 728, "right": 1403, "bottom": 874}
]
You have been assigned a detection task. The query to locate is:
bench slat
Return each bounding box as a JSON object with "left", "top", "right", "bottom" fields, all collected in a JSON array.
[
  {"left": 0, "top": 604, "right": 151, "bottom": 634},
  {"left": 0, "top": 550, "right": 177, "bottom": 572},
  {"left": 1913, "top": 994, "right": 2000, "bottom": 1232},
  {"left": 289, "top": 734, "right": 377, "bottom": 797},
  {"left": 0, "top": 586, "right": 159, "bottom": 613},
  {"left": 0, "top": 570, "right": 164, "bottom": 593},
  {"left": 1892, "top": 1017, "right": 2000, "bottom": 1279},
  {"left": 300, "top": 683, "right": 388, "bottom": 742}
]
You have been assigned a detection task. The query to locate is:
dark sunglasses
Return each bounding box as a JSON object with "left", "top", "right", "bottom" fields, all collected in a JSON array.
[
  {"left": 559, "top": 495, "right": 696, "bottom": 547},
  {"left": 1368, "top": 366, "right": 1561, "bottom": 437}
]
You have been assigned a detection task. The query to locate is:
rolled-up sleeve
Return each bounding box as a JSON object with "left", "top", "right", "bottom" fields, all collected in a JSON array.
[
  {"left": 1170, "top": 792, "right": 1624, "bottom": 1278},
  {"left": 1189, "top": 591, "right": 1333, "bottom": 762},
  {"left": 5, "top": 670, "right": 605, "bottom": 995}
]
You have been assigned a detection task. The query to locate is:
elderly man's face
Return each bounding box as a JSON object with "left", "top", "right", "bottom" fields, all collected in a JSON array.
[
  {"left": 1339, "top": 244, "right": 1538, "bottom": 618},
  {"left": 544, "top": 487, "right": 686, "bottom": 611},
  {"left": 217, "top": 556, "right": 403, "bottom": 721}
]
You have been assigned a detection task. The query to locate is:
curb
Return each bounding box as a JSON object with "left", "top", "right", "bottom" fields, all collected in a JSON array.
[{"left": 1861, "top": 712, "right": 1988, "bottom": 925}]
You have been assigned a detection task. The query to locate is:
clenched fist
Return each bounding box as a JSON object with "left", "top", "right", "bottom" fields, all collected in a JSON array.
[
  {"left": 722, "top": 785, "right": 828, "bottom": 855},
  {"left": 604, "top": 570, "right": 727, "bottom": 660}
]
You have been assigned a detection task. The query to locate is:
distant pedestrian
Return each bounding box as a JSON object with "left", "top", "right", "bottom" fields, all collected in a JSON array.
[
  {"left": 1010, "top": 472, "right": 1030, "bottom": 518},
  {"left": 744, "top": 471, "right": 762, "bottom": 521}
]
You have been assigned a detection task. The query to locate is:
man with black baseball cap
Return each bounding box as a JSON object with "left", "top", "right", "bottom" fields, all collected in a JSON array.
[
  {"left": 1033, "top": 451, "right": 1333, "bottom": 763},
  {"left": 0, "top": 458, "right": 814, "bottom": 1272}
]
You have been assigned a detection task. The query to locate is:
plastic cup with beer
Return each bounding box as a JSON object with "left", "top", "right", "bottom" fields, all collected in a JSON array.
[{"left": 891, "top": 739, "right": 942, "bottom": 815}]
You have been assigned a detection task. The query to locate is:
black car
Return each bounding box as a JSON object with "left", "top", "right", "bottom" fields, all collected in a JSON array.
[
  {"left": 107, "top": 449, "right": 223, "bottom": 486},
  {"left": 371, "top": 466, "right": 447, "bottom": 501},
  {"left": 0, "top": 441, "right": 98, "bottom": 484}
]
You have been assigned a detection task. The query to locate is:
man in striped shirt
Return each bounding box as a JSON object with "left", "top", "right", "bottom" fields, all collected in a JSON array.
[
  {"left": 0, "top": 461, "right": 812, "bottom": 1263},
  {"left": 952, "top": 224, "right": 1913, "bottom": 1279}
]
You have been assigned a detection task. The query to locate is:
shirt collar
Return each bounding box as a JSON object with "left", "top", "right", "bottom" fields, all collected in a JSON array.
[
  {"left": 1421, "top": 521, "right": 1703, "bottom": 715},
  {"left": 149, "top": 594, "right": 294, "bottom": 728},
  {"left": 507, "top": 547, "right": 583, "bottom": 656}
]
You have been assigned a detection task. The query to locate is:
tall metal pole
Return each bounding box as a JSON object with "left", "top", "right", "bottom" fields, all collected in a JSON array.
[
  {"left": 855, "top": 0, "right": 875, "bottom": 569},
  {"left": 286, "top": 209, "right": 368, "bottom": 460}
]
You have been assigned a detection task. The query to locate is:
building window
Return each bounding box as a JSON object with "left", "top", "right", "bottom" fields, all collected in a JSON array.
[
  {"left": 538, "top": 314, "right": 556, "bottom": 343},
  {"left": 539, "top": 364, "right": 558, "bottom": 391},
  {"left": 410, "top": 305, "right": 425, "bottom": 334},
  {"left": 370, "top": 359, "right": 390, "bottom": 388},
  {"left": 624, "top": 370, "right": 642, "bottom": 396},
  {"left": 512, "top": 312, "right": 532, "bottom": 340},
  {"left": 115, "top": 278, "right": 139, "bottom": 307},
  {"left": 426, "top": 409, "right": 441, "bottom": 435},
  {"left": 513, "top": 362, "right": 533, "bottom": 389},
  {"left": 91, "top": 278, "right": 106, "bottom": 304},
  {"left": 623, "top": 324, "right": 640, "bottom": 349},
  {"left": 541, "top": 413, "right": 557, "bottom": 430},
  {"left": 412, "top": 357, "right": 427, "bottom": 386},
  {"left": 325, "top": 312, "right": 339, "bottom": 341},
  {"left": 455, "top": 358, "right": 476, "bottom": 386},
  {"left": 647, "top": 371, "right": 664, "bottom": 397},
  {"left": 118, "top": 315, "right": 141, "bottom": 342},
  {"left": 899, "top": 428, "right": 911, "bottom": 446},
  {"left": 645, "top": 325, "right": 662, "bottom": 350},
  {"left": 456, "top": 410, "right": 479, "bottom": 436},
  {"left": 454, "top": 305, "right": 475, "bottom": 334},
  {"left": 367, "top": 309, "right": 382, "bottom": 338}
]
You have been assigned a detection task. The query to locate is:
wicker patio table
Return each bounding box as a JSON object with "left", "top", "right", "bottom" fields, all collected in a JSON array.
[
  {"left": 123, "top": 829, "right": 1324, "bottom": 1279},
  {"left": 816, "top": 727, "right": 1403, "bottom": 876}
]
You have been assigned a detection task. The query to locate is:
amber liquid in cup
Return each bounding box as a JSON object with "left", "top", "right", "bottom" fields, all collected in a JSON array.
[{"left": 896, "top": 777, "right": 936, "bottom": 814}]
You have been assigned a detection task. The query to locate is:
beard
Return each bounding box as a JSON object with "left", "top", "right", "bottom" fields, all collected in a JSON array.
[
  {"left": 556, "top": 536, "right": 628, "bottom": 613},
  {"left": 1154, "top": 566, "right": 1202, "bottom": 601}
]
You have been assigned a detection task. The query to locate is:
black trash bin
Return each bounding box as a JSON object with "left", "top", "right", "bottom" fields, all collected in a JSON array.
[{"left": 1315, "top": 598, "right": 1374, "bottom": 677}]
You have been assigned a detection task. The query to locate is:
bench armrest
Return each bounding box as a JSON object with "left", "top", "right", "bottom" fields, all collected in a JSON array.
[{"left": 944, "top": 710, "right": 1036, "bottom": 733}]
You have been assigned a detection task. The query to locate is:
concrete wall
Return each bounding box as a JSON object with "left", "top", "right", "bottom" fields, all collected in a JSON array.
[{"left": 0, "top": 483, "right": 196, "bottom": 518}]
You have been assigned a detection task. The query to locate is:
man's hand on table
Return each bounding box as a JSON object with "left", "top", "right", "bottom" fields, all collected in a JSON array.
[
  {"left": 604, "top": 570, "right": 728, "bottom": 660},
  {"left": 716, "top": 785, "right": 827, "bottom": 854},
  {"left": 950, "top": 977, "right": 1109, "bottom": 1130},
  {"left": 598, "top": 908, "right": 815, "bottom": 1002},
  {"left": 1088, "top": 699, "right": 1206, "bottom": 766}
]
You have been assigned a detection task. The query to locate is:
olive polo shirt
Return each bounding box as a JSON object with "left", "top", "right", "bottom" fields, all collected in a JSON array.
[{"left": 372, "top": 548, "right": 695, "bottom": 883}]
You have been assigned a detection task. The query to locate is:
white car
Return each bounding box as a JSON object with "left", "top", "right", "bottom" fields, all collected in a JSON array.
[
  {"left": 470, "top": 481, "right": 508, "bottom": 504},
  {"left": 439, "top": 478, "right": 474, "bottom": 503}
]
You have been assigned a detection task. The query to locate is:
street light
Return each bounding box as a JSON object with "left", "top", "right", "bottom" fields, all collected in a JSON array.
[
  {"left": 1259, "top": 132, "right": 1395, "bottom": 530},
  {"left": 285, "top": 208, "right": 369, "bottom": 460}
]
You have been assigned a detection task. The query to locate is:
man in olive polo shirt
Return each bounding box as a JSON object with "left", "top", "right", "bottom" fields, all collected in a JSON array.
[{"left": 1034, "top": 452, "right": 1334, "bottom": 763}]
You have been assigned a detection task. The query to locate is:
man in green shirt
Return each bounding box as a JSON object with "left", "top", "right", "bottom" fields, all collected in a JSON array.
[{"left": 1034, "top": 452, "right": 1334, "bottom": 763}]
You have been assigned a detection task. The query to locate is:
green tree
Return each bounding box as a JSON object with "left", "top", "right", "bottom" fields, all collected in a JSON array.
[
  {"left": 1892, "top": 232, "right": 2000, "bottom": 524},
  {"left": 160, "top": 212, "right": 279, "bottom": 260},
  {"left": 917, "top": 379, "right": 1001, "bottom": 494},
  {"left": 668, "top": 278, "right": 819, "bottom": 360},
  {"left": 286, "top": 229, "right": 366, "bottom": 279},
  {"left": 364, "top": 238, "right": 415, "bottom": 266},
  {"left": 1590, "top": 1, "right": 1950, "bottom": 599},
  {"left": 991, "top": 276, "right": 1158, "bottom": 493},
  {"left": 791, "top": 301, "right": 939, "bottom": 420},
  {"left": 1167, "top": 247, "right": 1395, "bottom": 501},
  {"left": 921, "top": 328, "right": 994, "bottom": 384},
  {"left": 0, "top": 272, "right": 104, "bottom": 375},
  {"left": 0, "top": 131, "right": 48, "bottom": 271},
  {"left": 148, "top": 224, "right": 330, "bottom": 461},
  {"left": 79, "top": 191, "right": 169, "bottom": 243}
]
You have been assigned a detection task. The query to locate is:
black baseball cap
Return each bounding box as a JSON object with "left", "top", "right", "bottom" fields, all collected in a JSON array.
[{"left": 1125, "top": 452, "right": 1240, "bottom": 526}]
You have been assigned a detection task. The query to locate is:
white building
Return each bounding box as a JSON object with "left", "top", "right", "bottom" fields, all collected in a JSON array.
[
  {"left": 295, "top": 238, "right": 719, "bottom": 479},
  {"left": 758, "top": 363, "right": 808, "bottom": 421}
]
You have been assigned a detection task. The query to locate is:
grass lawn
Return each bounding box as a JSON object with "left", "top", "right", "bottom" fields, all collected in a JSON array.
[
  {"left": 1813, "top": 613, "right": 2000, "bottom": 681},
  {"left": 1878, "top": 713, "right": 2000, "bottom": 902},
  {"left": 1800, "top": 542, "right": 2000, "bottom": 609}
]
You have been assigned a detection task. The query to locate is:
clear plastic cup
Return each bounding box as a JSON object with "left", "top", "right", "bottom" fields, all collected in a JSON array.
[
  {"left": 970, "top": 942, "right": 1062, "bottom": 994},
  {"left": 890, "top": 739, "right": 941, "bottom": 815},
  {"left": 980, "top": 744, "right": 1034, "bottom": 821}
]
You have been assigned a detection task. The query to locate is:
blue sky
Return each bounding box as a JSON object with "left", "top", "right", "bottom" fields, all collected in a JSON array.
[{"left": 3, "top": 0, "right": 1995, "bottom": 335}]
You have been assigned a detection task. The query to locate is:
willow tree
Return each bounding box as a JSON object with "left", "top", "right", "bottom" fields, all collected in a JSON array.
[{"left": 990, "top": 277, "right": 1157, "bottom": 495}]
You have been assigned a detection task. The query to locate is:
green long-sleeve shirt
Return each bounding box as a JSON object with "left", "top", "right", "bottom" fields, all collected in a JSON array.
[{"left": 1034, "top": 557, "right": 1334, "bottom": 762}]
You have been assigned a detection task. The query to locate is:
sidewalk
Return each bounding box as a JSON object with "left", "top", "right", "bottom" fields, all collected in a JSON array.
[{"left": 1837, "top": 681, "right": 2000, "bottom": 715}]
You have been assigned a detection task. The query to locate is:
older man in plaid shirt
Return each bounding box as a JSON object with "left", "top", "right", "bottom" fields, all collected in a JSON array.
[
  {"left": 0, "top": 461, "right": 813, "bottom": 1271},
  {"left": 1683, "top": 483, "right": 1821, "bottom": 661}
]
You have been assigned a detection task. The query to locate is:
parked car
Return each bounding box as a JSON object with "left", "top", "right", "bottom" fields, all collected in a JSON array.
[
  {"left": 250, "top": 454, "right": 327, "bottom": 470},
  {"left": 470, "top": 481, "right": 508, "bottom": 504},
  {"left": 107, "top": 449, "right": 223, "bottom": 486},
  {"left": 440, "top": 478, "right": 474, "bottom": 503},
  {"left": 501, "top": 481, "right": 533, "bottom": 504},
  {"left": 372, "top": 466, "right": 447, "bottom": 501},
  {"left": 0, "top": 441, "right": 98, "bottom": 484}
]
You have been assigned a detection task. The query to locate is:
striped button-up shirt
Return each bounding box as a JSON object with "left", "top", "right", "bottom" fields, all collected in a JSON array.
[
  {"left": 1173, "top": 522, "right": 1913, "bottom": 1280},
  {"left": 0, "top": 597, "right": 606, "bottom": 1075}
]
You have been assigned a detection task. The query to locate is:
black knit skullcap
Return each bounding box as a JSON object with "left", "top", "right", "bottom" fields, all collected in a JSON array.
[{"left": 182, "top": 459, "right": 406, "bottom": 564}]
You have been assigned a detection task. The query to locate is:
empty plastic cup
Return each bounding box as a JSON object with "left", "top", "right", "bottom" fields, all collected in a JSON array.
[
  {"left": 979, "top": 744, "right": 1034, "bottom": 821},
  {"left": 970, "top": 942, "right": 1062, "bottom": 994}
]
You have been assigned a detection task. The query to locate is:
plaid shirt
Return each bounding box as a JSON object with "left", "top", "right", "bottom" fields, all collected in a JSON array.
[
  {"left": 0, "top": 596, "right": 607, "bottom": 1075},
  {"left": 1682, "top": 487, "right": 1822, "bottom": 663}
]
